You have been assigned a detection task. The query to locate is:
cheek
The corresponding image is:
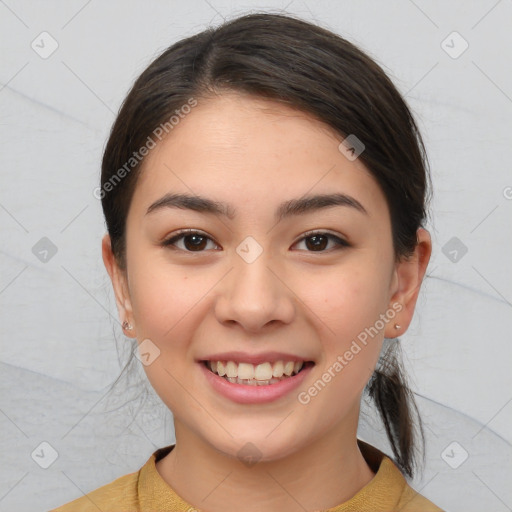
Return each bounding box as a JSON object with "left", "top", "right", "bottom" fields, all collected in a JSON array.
[
  {"left": 303, "top": 264, "right": 389, "bottom": 337},
  {"left": 127, "top": 263, "right": 208, "bottom": 408},
  {"left": 301, "top": 262, "right": 390, "bottom": 386},
  {"left": 128, "top": 252, "right": 202, "bottom": 341}
]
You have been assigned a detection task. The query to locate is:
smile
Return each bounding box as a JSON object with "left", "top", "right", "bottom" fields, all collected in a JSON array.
[{"left": 202, "top": 359, "right": 314, "bottom": 386}]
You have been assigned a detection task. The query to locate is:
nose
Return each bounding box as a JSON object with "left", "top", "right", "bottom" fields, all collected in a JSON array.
[{"left": 214, "top": 248, "right": 296, "bottom": 333}]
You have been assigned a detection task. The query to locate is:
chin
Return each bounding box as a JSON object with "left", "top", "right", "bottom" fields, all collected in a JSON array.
[{"left": 207, "top": 431, "right": 303, "bottom": 465}]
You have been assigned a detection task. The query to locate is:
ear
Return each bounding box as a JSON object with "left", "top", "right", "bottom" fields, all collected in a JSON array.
[
  {"left": 384, "top": 228, "right": 432, "bottom": 338},
  {"left": 101, "top": 233, "right": 136, "bottom": 338}
]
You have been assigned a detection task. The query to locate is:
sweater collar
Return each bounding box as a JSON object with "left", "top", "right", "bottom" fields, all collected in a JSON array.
[{"left": 138, "top": 440, "right": 406, "bottom": 511}]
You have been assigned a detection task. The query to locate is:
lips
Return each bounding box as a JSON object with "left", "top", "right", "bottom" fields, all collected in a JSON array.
[{"left": 199, "top": 359, "right": 315, "bottom": 404}]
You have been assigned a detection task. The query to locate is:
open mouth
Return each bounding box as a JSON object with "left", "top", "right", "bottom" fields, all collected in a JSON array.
[{"left": 201, "top": 359, "right": 315, "bottom": 386}]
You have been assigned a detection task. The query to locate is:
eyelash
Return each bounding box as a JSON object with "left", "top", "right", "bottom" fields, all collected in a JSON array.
[{"left": 161, "top": 229, "right": 350, "bottom": 253}]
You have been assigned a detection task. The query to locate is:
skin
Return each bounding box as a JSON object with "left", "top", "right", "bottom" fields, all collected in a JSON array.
[{"left": 102, "top": 91, "right": 431, "bottom": 512}]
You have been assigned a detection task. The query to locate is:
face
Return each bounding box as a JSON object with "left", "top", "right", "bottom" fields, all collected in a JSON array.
[{"left": 103, "top": 92, "right": 430, "bottom": 462}]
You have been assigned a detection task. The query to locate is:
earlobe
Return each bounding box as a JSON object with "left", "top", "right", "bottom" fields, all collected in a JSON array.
[
  {"left": 101, "top": 234, "right": 136, "bottom": 337},
  {"left": 385, "top": 228, "right": 432, "bottom": 338}
]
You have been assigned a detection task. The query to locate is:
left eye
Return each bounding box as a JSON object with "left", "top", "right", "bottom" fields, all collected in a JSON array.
[{"left": 293, "top": 231, "right": 349, "bottom": 252}]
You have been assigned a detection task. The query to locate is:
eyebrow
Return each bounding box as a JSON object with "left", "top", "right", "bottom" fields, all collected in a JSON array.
[{"left": 145, "top": 192, "right": 368, "bottom": 221}]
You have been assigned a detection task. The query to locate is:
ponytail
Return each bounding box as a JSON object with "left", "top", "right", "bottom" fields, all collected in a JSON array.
[{"left": 366, "top": 338, "right": 425, "bottom": 478}]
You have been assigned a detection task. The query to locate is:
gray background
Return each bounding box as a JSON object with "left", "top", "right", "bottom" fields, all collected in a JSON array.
[{"left": 0, "top": 0, "right": 511, "bottom": 510}]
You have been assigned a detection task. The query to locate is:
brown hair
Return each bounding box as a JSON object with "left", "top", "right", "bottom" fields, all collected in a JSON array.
[{"left": 101, "top": 12, "right": 430, "bottom": 478}]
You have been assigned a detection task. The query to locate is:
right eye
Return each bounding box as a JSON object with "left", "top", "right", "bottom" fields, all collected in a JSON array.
[{"left": 161, "top": 229, "right": 220, "bottom": 252}]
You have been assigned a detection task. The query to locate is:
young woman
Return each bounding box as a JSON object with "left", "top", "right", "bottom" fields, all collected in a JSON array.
[{"left": 52, "top": 12, "right": 442, "bottom": 512}]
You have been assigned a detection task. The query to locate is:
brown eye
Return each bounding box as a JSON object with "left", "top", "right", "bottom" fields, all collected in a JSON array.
[
  {"left": 182, "top": 234, "right": 208, "bottom": 251},
  {"left": 162, "top": 230, "right": 219, "bottom": 252},
  {"left": 294, "top": 232, "right": 349, "bottom": 252},
  {"left": 305, "top": 234, "right": 328, "bottom": 251}
]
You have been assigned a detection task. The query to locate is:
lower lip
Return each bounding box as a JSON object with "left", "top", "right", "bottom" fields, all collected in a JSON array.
[{"left": 199, "top": 362, "right": 314, "bottom": 404}]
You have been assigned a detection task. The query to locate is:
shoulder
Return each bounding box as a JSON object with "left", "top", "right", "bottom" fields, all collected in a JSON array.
[
  {"left": 356, "top": 440, "right": 444, "bottom": 512},
  {"left": 49, "top": 470, "right": 140, "bottom": 511},
  {"left": 397, "top": 479, "right": 444, "bottom": 512}
]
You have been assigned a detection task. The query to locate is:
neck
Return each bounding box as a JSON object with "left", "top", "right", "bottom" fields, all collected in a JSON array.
[{"left": 156, "top": 415, "right": 376, "bottom": 512}]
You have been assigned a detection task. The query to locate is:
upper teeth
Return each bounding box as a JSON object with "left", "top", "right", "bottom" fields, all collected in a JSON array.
[{"left": 208, "top": 360, "right": 304, "bottom": 380}]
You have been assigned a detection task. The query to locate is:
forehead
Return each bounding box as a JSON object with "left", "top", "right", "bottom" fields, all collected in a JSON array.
[{"left": 129, "top": 93, "right": 389, "bottom": 222}]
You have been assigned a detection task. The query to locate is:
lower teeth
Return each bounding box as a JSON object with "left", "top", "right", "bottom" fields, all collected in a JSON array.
[{"left": 221, "top": 375, "right": 292, "bottom": 386}]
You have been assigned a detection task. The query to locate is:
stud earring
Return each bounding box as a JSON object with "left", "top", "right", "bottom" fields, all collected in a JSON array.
[
  {"left": 394, "top": 324, "right": 401, "bottom": 330},
  {"left": 122, "top": 320, "right": 133, "bottom": 330}
]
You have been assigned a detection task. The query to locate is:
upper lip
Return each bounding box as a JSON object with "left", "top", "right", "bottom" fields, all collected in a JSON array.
[{"left": 198, "top": 351, "right": 315, "bottom": 365}]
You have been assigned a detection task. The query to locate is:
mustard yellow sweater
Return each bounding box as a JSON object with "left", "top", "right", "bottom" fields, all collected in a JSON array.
[{"left": 51, "top": 441, "right": 443, "bottom": 511}]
